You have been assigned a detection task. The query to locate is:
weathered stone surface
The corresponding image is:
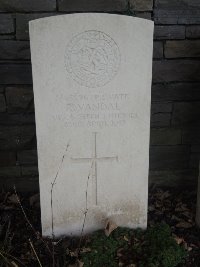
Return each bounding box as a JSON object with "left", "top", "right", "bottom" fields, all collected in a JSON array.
[
  {"left": 182, "top": 127, "right": 200, "bottom": 144},
  {"left": 186, "top": 26, "right": 200, "bottom": 38},
  {"left": 0, "top": 41, "right": 30, "bottom": 59},
  {"left": 30, "top": 14, "right": 154, "bottom": 236},
  {"left": 0, "top": 0, "right": 56, "bottom": 12},
  {"left": 0, "top": 151, "right": 16, "bottom": 167},
  {"left": 130, "top": 0, "right": 153, "bottom": 11},
  {"left": 135, "top": 12, "right": 152, "bottom": 20},
  {"left": 150, "top": 128, "right": 181, "bottom": 145},
  {"left": 0, "top": 35, "right": 15, "bottom": 40},
  {"left": 0, "top": 64, "right": 32, "bottom": 84},
  {"left": 149, "top": 145, "right": 190, "bottom": 170},
  {"left": 155, "top": 0, "right": 200, "bottom": 10},
  {"left": 155, "top": 0, "right": 200, "bottom": 25},
  {"left": 0, "top": 166, "right": 21, "bottom": 177},
  {"left": 154, "top": 9, "right": 200, "bottom": 24},
  {"left": 149, "top": 169, "right": 198, "bottom": 188},
  {"left": 151, "top": 113, "right": 171, "bottom": 127},
  {"left": 153, "top": 41, "right": 163, "bottom": 59},
  {"left": 153, "top": 60, "right": 200, "bottom": 83},
  {"left": 154, "top": 26, "right": 185, "bottom": 40},
  {"left": 151, "top": 102, "right": 172, "bottom": 114},
  {"left": 150, "top": 103, "right": 172, "bottom": 127},
  {"left": 21, "top": 166, "right": 38, "bottom": 176},
  {"left": 0, "top": 126, "right": 35, "bottom": 150},
  {"left": 0, "top": 177, "right": 39, "bottom": 192},
  {"left": 0, "top": 113, "right": 35, "bottom": 125},
  {"left": 191, "top": 145, "right": 200, "bottom": 153},
  {"left": 152, "top": 83, "right": 200, "bottom": 102},
  {"left": 0, "top": 14, "right": 14, "bottom": 34},
  {"left": 0, "top": 94, "right": 6, "bottom": 112},
  {"left": 6, "top": 87, "right": 33, "bottom": 113},
  {"left": 172, "top": 102, "right": 200, "bottom": 126},
  {"left": 17, "top": 150, "right": 37, "bottom": 165},
  {"left": 58, "top": 0, "right": 127, "bottom": 11},
  {"left": 16, "top": 13, "right": 56, "bottom": 40},
  {"left": 165, "top": 40, "right": 200, "bottom": 58},
  {"left": 190, "top": 153, "right": 200, "bottom": 168}
]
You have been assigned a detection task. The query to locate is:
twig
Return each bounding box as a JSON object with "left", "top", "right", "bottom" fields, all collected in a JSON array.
[
  {"left": 0, "top": 250, "right": 11, "bottom": 266},
  {"left": 1, "top": 251, "right": 26, "bottom": 267},
  {"left": 13, "top": 186, "right": 52, "bottom": 256},
  {"left": 50, "top": 143, "right": 70, "bottom": 267},
  {"left": 29, "top": 239, "right": 43, "bottom": 267},
  {"left": 78, "top": 161, "right": 94, "bottom": 253},
  {"left": 14, "top": 186, "right": 35, "bottom": 234},
  {"left": 51, "top": 143, "right": 70, "bottom": 239}
]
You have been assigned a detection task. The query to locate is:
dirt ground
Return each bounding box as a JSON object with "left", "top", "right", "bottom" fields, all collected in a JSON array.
[{"left": 0, "top": 188, "right": 199, "bottom": 267}]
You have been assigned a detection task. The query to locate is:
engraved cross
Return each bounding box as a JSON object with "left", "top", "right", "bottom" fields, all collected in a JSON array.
[{"left": 71, "top": 132, "right": 118, "bottom": 205}]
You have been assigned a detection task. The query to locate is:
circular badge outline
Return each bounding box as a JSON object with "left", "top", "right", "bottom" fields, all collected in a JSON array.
[{"left": 64, "top": 30, "right": 121, "bottom": 88}]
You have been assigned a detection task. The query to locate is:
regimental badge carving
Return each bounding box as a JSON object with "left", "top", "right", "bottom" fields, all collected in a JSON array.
[{"left": 65, "top": 30, "right": 120, "bottom": 88}]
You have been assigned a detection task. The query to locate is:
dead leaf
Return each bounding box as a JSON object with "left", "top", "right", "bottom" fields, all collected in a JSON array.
[
  {"left": 80, "top": 247, "right": 91, "bottom": 253},
  {"left": 29, "top": 194, "right": 39, "bottom": 206},
  {"left": 11, "top": 261, "right": 19, "bottom": 267},
  {"left": 117, "top": 248, "right": 124, "bottom": 257},
  {"left": 8, "top": 194, "right": 19, "bottom": 204},
  {"left": 148, "top": 205, "right": 155, "bottom": 211},
  {"left": 175, "top": 204, "right": 189, "bottom": 212},
  {"left": 69, "top": 250, "right": 78, "bottom": 258},
  {"left": 176, "top": 221, "right": 193, "bottom": 229},
  {"left": 182, "top": 211, "right": 193, "bottom": 219},
  {"left": 123, "top": 235, "right": 129, "bottom": 242},
  {"left": 104, "top": 219, "right": 118, "bottom": 237},
  {"left": 173, "top": 235, "right": 184, "bottom": 245},
  {"left": 68, "top": 260, "right": 84, "bottom": 267},
  {"left": 160, "top": 191, "right": 171, "bottom": 201},
  {"left": 171, "top": 215, "right": 182, "bottom": 222}
]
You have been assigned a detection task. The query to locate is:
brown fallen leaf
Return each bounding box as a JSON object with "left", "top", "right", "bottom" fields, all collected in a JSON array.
[
  {"left": 80, "top": 247, "right": 91, "bottom": 254},
  {"left": 176, "top": 221, "right": 193, "bottom": 229},
  {"left": 175, "top": 204, "right": 189, "bottom": 212},
  {"left": 68, "top": 260, "right": 84, "bottom": 267},
  {"left": 29, "top": 194, "right": 40, "bottom": 207},
  {"left": 123, "top": 235, "right": 129, "bottom": 242},
  {"left": 173, "top": 235, "right": 184, "bottom": 245},
  {"left": 8, "top": 194, "right": 19, "bottom": 205},
  {"left": 117, "top": 248, "right": 124, "bottom": 257},
  {"left": 104, "top": 219, "right": 118, "bottom": 237},
  {"left": 11, "top": 261, "right": 19, "bottom": 267},
  {"left": 69, "top": 250, "right": 78, "bottom": 258}
]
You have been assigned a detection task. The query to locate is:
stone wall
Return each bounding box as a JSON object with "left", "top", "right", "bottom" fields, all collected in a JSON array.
[{"left": 0, "top": 0, "right": 199, "bottom": 191}]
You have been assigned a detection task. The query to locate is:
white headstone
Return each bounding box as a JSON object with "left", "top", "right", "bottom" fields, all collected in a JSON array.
[{"left": 29, "top": 13, "right": 154, "bottom": 237}]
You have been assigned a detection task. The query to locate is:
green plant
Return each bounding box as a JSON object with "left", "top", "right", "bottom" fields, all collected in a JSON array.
[
  {"left": 81, "top": 228, "right": 131, "bottom": 267},
  {"left": 139, "top": 224, "right": 187, "bottom": 267},
  {"left": 80, "top": 224, "right": 187, "bottom": 267}
]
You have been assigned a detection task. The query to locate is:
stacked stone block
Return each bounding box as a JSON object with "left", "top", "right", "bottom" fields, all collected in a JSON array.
[{"left": 0, "top": 0, "right": 199, "bottom": 191}]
